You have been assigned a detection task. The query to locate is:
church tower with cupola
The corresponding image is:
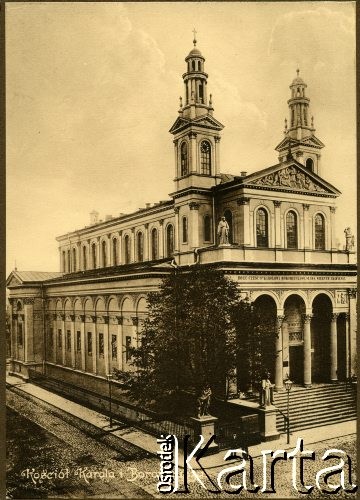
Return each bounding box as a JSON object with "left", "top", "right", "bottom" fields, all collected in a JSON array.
[
  {"left": 169, "top": 32, "right": 224, "bottom": 193},
  {"left": 275, "top": 70, "right": 324, "bottom": 176}
]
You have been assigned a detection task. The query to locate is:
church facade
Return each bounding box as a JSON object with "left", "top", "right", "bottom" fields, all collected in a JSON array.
[{"left": 7, "top": 39, "right": 356, "bottom": 398}]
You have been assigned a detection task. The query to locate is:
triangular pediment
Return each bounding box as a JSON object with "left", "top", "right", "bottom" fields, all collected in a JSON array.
[
  {"left": 275, "top": 134, "right": 324, "bottom": 152},
  {"left": 169, "top": 116, "right": 191, "bottom": 134},
  {"left": 245, "top": 161, "right": 340, "bottom": 196},
  {"left": 6, "top": 272, "right": 22, "bottom": 287},
  {"left": 169, "top": 114, "right": 224, "bottom": 134},
  {"left": 192, "top": 114, "right": 224, "bottom": 130}
]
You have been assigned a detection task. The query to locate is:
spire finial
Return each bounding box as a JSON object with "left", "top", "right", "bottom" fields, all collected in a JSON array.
[
  {"left": 179, "top": 96, "right": 183, "bottom": 108},
  {"left": 296, "top": 68, "right": 300, "bottom": 77},
  {"left": 193, "top": 28, "right": 197, "bottom": 47},
  {"left": 14, "top": 259, "right": 17, "bottom": 271}
]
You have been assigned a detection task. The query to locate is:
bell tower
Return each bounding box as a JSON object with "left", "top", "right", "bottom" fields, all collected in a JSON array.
[
  {"left": 169, "top": 32, "right": 224, "bottom": 192},
  {"left": 275, "top": 70, "right": 324, "bottom": 175}
]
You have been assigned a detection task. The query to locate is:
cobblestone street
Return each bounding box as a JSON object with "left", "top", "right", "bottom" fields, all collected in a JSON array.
[
  {"left": 7, "top": 389, "right": 159, "bottom": 498},
  {"left": 7, "top": 388, "right": 357, "bottom": 498}
]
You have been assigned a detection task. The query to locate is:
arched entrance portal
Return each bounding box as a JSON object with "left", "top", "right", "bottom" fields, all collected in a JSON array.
[
  {"left": 283, "top": 295, "right": 306, "bottom": 384},
  {"left": 253, "top": 295, "right": 277, "bottom": 381},
  {"left": 311, "top": 294, "right": 332, "bottom": 382}
]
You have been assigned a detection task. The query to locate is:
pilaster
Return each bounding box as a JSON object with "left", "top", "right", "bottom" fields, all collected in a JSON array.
[
  {"left": 303, "top": 314, "right": 312, "bottom": 387},
  {"left": 330, "top": 313, "right": 338, "bottom": 382}
]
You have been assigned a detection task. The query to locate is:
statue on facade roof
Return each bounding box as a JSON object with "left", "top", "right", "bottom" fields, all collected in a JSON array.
[{"left": 344, "top": 227, "right": 355, "bottom": 251}]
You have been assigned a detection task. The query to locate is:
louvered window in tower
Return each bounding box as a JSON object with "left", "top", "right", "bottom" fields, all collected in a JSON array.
[
  {"left": 200, "top": 141, "right": 211, "bottom": 175},
  {"left": 315, "top": 214, "right": 325, "bottom": 250},
  {"left": 181, "top": 142, "right": 188, "bottom": 176}
]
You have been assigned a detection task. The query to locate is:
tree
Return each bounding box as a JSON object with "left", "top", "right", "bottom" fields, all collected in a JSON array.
[{"left": 114, "top": 266, "right": 278, "bottom": 410}]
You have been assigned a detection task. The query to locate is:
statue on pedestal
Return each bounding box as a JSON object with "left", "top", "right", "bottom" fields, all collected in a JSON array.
[
  {"left": 196, "top": 384, "right": 212, "bottom": 418},
  {"left": 260, "top": 372, "right": 275, "bottom": 407},
  {"left": 217, "top": 217, "right": 229, "bottom": 245},
  {"left": 344, "top": 227, "right": 355, "bottom": 251}
]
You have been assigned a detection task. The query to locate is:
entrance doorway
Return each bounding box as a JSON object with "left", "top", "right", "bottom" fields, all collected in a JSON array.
[
  {"left": 289, "top": 346, "right": 303, "bottom": 383},
  {"left": 311, "top": 294, "right": 332, "bottom": 382}
]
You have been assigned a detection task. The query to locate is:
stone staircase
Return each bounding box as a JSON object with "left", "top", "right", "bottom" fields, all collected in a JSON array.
[{"left": 273, "top": 383, "right": 357, "bottom": 433}]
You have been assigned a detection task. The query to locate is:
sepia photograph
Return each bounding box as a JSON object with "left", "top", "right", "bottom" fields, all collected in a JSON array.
[{"left": 5, "top": 1, "right": 357, "bottom": 498}]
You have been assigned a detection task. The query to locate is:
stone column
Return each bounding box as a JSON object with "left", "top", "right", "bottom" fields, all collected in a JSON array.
[
  {"left": 189, "top": 132, "right": 197, "bottom": 173},
  {"left": 144, "top": 224, "right": 149, "bottom": 261},
  {"left": 103, "top": 317, "right": 109, "bottom": 375},
  {"left": 275, "top": 315, "right": 284, "bottom": 391},
  {"left": 348, "top": 289, "right": 356, "bottom": 376},
  {"left": 80, "top": 316, "right": 86, "bottom": 370},
  {"left": 61, "top": 314, "right": 66, "bottom": 365},
  {"left": 329, "top": 207, "right": 337, "bottom": 251},
  {"left": 96, "top": 237, "right": 100, "bottom": 268},
  {"left": 159, "top": 219, "right": 164, "bottom": 259},
  {"left": 131, "top": 228, "right": 135, "bottom": 263},
  {"left": 214, "top": 136, "right": 221, "bottom": 175},
  {"left": 76, "top": 242, "right": 81, "bottom": 272},
  {"left": 70, "top": 315, "right": 75, "bottom": 368},
  {"left": 303, "top": 314, "right": 312, "bottom": 387},
  {"left": 274, "top": 201, "right": 282, "bottom": 247},
  {"left": 24, "top": 299, "right": 35, "bottom": 364},
  {"left": 282, "top": 320, "right": 289, "bottom": 380},
  {"left": 118, "top": 231, "right": 122, "bottom": 265},
  {"left": 345, "top": 313, "right": 350, "bottom": 379},
  {"left": 303, "top": 204, "right": 310, "bottom": 262},
  {"left": 91, "top": 316, "right": 97, "bottom": 374},
  {"left": 173, "top": 139, "right": 179, "bottom": 177},
  {"left": 237, "top": 198, "right": 250, "bottom": 246},
  {"left": 189, "top": 202, "right": 200, "bottom": 249},
  {"left": 330, "top": 313, "right": 338, "bottom": 382},
  {"left": 174, "top": 207, "right": 180, "bottom": 253},
  {"left": 116, "top": 316, "right": 123, "bottom": 371},
  {"left": 53, "top": 314, "right": 57, "bottom": 362}
]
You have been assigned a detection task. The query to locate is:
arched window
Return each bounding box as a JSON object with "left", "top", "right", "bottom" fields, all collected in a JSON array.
[
  {"left": 291, "top": 109, "right": 295, "bottom": 126},
  {"left": 182, "top": 216, "right": 188, "bottom": 243},
  {"left": 256, "top": 208, "right": 269, "bottom": 247},
  {"left": 124, "top": 235, "right": 131, "bottom": 264},
  {"left": 181, "top": 142, "right": 188, "bottom": 176},
  {"left": 306, "top": 158, "right": 314, "bottom": 171},
  {"left": 91, "top": 244, "right": 96, "bottom": 269},
  {"left": 204, "top": 215, "right": 212, "bottom": 242},
  {"left": 199, "top": 83, "right": 204, "bottom": 103},
  {"left": 102, "top": 240, "right": 107, "bottom": 267},
  {"left": 82, "top": 246, "right": 87, "bottom": 270},
  {"left": 112, "top": 238, "right": 118, "bottom": 266},
  {"left": 286, "top": 211, "right": 298, "bottom": 249},
  {"left": 314, "top": 214, "right": 325, "bottom": 250},
  {"left": 192, "top": 60, "right": 195, "bottom": 71},
  {"left": 62, "top": 251, "right": 66, "bottom": 273},
  {"left": 224, "top": 209, "right": 233, "bottom": 244},
  {"left": 200, "top": 141, "right": 211, "bottom": 175},
  {"left": 166, "top": 224, "right": 174, "bottom": 257},
  {"left": 72, "top": 248, "right": 76, "bottom": 272},
  {"left": 67, "top": 250, "right": 71, "bottom": 273},
  {"left": 151, "top": 228, "right": 158, "bottom": 260},
  {"left": 137, "top": 232, "right": 144, "bottom": 262}
]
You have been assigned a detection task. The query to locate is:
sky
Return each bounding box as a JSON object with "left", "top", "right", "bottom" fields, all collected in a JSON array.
[{"left": 6, "top": 1, "right": 356, "bottom": 275}]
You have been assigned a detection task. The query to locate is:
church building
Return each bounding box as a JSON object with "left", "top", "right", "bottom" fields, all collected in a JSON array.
[{"left": 7, "top": 37, "right": 356, "bottom": 405}]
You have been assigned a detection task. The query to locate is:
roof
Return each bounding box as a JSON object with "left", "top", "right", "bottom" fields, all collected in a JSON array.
[{"left": 6, "top": 270, "right": 63, "bottom": 287}]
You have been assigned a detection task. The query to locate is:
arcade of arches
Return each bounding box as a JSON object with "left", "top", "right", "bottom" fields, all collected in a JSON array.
[{"left": 252, "top": 292, "right": 351, "bottom": 389}]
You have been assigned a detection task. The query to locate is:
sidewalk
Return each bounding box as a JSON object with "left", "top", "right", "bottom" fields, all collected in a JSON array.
[{"left": 6, "top": 374, "right": 356, "bottom": 470}]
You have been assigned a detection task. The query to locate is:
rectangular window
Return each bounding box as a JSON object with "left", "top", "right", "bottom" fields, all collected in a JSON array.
[
  {"left": 66, "top": 330, "right": 71, "bottom": 351},
  {"left": 125, "top": 336, "right": 132, "bottom": 362},
  {"left": 76, "top": 331, "right": 81, "bottom": 352},
  {"left": 58, "top": 329, "right": 62, "bottom": 348},
  {"left": 87, "top": 332, "right": 92, "bottom": 355},
  {"left": 17, "top": 323, "right": 23, "bottom": 347},
  {"left": 98, "top": 333, "right": 104, "bottom": 356},
  {"left": 111, "top": 334, "right": 117, "bottom": 360}
]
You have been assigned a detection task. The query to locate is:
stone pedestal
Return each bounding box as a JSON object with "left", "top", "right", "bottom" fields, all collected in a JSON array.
[
  {"left": 190, "top": 415, "right": 219, "bottom": 455},
  {"left": 258, "top": 405, "right": 280, "bottom": 442}
]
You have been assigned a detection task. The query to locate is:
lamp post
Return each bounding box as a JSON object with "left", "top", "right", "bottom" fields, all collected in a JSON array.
[
  {"left": 107, "top": 373, "right": 113, "bottom": 428},
  {"left": 284, "top": 376, "right": 293, "bottom": 444}
]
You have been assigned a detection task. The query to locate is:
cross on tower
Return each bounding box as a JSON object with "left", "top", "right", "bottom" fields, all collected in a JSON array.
[{"left": 193, "top": 28, "right": 197, "bottom": 46}]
